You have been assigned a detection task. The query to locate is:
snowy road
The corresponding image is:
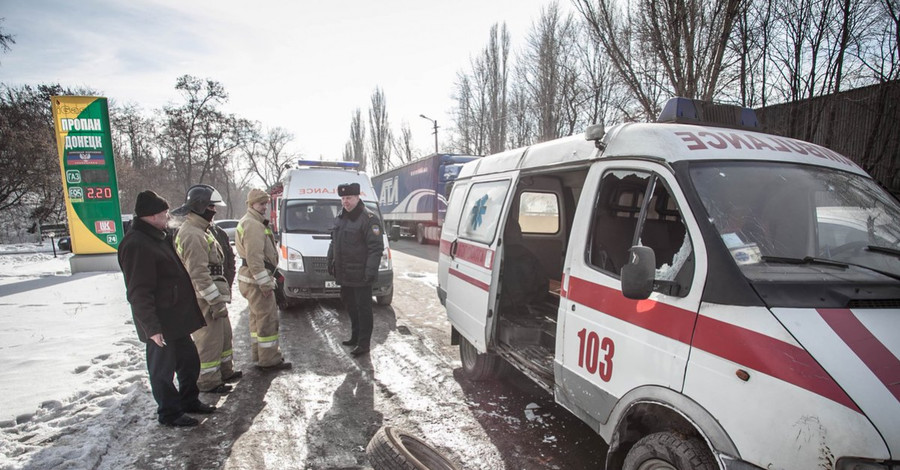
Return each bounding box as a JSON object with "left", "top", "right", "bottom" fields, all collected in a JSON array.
[{"left": 0, "top": 241, "right": 606, "bottom": 469}]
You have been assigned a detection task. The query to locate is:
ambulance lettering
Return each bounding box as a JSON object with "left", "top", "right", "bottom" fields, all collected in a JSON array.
[
  {"left": 673, "top": 130, "right": 859, "bottom": 169},
  {"left": 576, "top": 328, "right": 615, "bottom": 382}
]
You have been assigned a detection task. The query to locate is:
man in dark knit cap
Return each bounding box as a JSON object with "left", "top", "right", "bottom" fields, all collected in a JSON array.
[{"left": 118, "top": 190, "right": 215, "bottom": 427}]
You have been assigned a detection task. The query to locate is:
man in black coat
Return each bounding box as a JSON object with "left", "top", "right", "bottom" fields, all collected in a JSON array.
[
  {"left": 118, "top": 190, "right": 216, "bottom": 427},
  {"left": 327, "top": 182, "right": 384, "bottom": 357}
]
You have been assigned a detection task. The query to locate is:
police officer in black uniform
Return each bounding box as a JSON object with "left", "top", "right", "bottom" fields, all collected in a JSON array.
[{"left": 327, "top": 182, "right": 384, "bottom": 357}]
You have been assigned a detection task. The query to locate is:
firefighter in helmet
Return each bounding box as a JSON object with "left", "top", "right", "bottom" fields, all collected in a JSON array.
[
  {"left": 235, "top": 188, "right": 291, "bottom": 370},
  {"left": 172, "top": 184, "right": 240, "bottom": 393}
]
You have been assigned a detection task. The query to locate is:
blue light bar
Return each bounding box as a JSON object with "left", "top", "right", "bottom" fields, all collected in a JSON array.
[
  {"left": 657, "top": 97, "right": 758, "bottom": 129},
  {"left": 296, "top": 160, "right": 361, "bottom": 169}
]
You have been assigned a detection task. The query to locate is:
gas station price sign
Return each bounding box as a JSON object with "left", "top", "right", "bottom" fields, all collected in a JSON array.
[{"left": 52, "top": 96, "right": 123, "bottom": 254}]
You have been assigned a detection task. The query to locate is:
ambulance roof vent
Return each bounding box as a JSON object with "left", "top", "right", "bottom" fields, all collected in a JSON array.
[{"left": 657, "top": 97, "right": 759, "bottom": 130}]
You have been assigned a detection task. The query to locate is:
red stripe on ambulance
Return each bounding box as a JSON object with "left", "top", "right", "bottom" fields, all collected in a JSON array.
[
  {"left": 454, "top": 241, "right": 494, "bottom": 269},
  {"left": 818, "top": 308, "right": 900, "bottom": 403},
  {"left": 449, "top": 267, "right": 490, "bottom": 291},
  {"left": 568, "top": 275, "right": 861, "bottom": 413},
  {"left": 694, "top": 314, "right": 861, "bottom": 413},
  {"left": 567, "top": 276, "right": 695, "bottom": 343}
]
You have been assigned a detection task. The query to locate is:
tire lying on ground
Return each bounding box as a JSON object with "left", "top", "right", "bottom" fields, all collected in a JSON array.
[{"left": 366, "top": 426, "right": 460, "bottom": 470}]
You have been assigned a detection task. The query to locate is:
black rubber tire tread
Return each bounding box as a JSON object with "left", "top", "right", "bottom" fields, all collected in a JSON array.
[
  {"left": 623, "top": 431, "right": 717, "bottom": 470},
  {"left": 376, "top": 290, "right": 393, "bottom": 306},
  {"left": 366, "top": 426, "right": 461, "bottom": 470},
  {"left": 459, "top": 335, "right": 500, "bottom": 381}
]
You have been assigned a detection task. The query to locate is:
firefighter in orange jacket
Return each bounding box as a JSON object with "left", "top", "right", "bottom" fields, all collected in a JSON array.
[{"left": 236, "top": 188, "right": 292, "bottom": 370}]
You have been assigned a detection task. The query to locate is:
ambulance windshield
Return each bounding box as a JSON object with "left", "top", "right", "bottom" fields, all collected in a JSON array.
[
  {"left": 689, "top": 162, "right": 900, "bottom": 280},
  {"left": 283, "top": 199, "right": 383, "bottom": 234}
]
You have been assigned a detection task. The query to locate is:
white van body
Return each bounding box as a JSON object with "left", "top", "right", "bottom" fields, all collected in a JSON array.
[
  {"left": 438, "top": 99, "right": 900, "bottom": 470},
  {"left": 276, "top": 162, "right": 393, "bottom": 306}
]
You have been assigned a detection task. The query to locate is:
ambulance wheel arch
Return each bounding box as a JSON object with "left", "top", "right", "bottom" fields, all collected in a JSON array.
[{"left": 601, "top": 387, "right": 741, "bottom": 470}]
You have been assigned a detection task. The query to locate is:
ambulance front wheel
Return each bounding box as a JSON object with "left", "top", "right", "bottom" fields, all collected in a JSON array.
[
  {"left": 622, "top": 432, "right": 716, "bottom": 470},
  {"left": 459, "top": 336, "right": 502, "bottom": 381}
]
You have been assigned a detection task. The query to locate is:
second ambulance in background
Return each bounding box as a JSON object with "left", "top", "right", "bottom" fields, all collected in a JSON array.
[{"left": 271, "top": 161, "right": 393, "bottom": 307}]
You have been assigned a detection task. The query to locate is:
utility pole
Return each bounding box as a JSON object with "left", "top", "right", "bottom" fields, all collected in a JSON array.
[{"left": 419, "top": 114, "right": 439, "bottom": 154}]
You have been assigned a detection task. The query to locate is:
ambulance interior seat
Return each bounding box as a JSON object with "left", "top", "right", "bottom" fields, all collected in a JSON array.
[{"left": 590, "top": 183, "right": 643, "bottom": 274}]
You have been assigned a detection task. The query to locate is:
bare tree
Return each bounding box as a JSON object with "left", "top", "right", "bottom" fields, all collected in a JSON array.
[
  {"left": 451, "top": 23, "right": 509, "bottom": 154},
  {"left": 0, "top": 18, "right": 15, "bottom": 65},
  {"left": 392, "top": 120, "right": 417, "bottom": 166},
  {"left": 159, "top": 75, "right": 229, "bottom": 192},
  {"left": 486, "top": 23, "right": 511, "bottom": 153},
  {"left": 110, "top": 103, "right": 156, "bottom": 170},
  {"left": 575, "top": 0, "right": 742, "bottom": 118},
  {"left": 368, "top": 87, "right": 392, "bottom": 174},
  {"left": 241, "top": 125, "right": 296, "bottom": 194},
  {"left": 344, "top": 108, "right": 366, "bottom": 170}
]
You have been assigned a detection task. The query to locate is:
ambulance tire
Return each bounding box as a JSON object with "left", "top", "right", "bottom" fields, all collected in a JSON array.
[
  {"left": 376, "top": 290, "right": 393, "bottom": 306},
  {"left": 416, "top": 223, "right": 426, "bottom": 244},
  {"left": 366, "top": 426, "right": 461, "bottom": 470},
  {"left": 622, "top": 432, "right": 716, "bottom": 470},
  {"left": 459, "top": 336, "right": 501, "bottom": 381}
]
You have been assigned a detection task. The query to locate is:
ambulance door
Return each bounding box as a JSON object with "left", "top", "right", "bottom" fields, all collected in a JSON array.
[
  {"left": 438, "top": 181, "right": 469, "bottom": 301},
  {"left": 557, "top": 161, "right": 707, "bottom": 424},
  {"left": 443, "top": 172, "right": 519, "bottom": 352}
]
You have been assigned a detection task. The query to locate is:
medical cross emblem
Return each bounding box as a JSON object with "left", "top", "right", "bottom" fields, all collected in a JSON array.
[{"left": 470, "top": 194, "right": 488, "bottom": 230}]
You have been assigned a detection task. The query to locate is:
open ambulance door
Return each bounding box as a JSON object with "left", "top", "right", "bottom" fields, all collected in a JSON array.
[{"left": 442, "top": 172, "right": 519, "bottom": 352}]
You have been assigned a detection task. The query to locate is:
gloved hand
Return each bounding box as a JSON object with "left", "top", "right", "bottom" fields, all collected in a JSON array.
[
  {"left": 210, "top": 301, "right": 229, "bottom": 318},
  {"left": 262, "top": 279, "right": 276, "bottom": 292}
]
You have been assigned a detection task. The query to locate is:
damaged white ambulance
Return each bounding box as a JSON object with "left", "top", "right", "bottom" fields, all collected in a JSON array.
[{"left": 437, "top": 98, "right": 900, "bottom": 470}]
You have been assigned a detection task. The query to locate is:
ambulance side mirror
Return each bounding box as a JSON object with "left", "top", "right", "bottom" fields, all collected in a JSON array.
[{"left": 621, "top": 246, "right": 655, "bottom": 299}]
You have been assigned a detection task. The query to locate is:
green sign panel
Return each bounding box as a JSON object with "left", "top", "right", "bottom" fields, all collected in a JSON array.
[{"left": 52, "top": 96, "right": 123, "bottom": 254}]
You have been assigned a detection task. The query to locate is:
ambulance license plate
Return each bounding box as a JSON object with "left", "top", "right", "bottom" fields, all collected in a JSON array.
[{"left": 325, "top": 281, "right": 339, "bottom": 288}]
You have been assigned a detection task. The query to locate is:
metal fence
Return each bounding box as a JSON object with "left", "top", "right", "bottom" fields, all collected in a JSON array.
[{"left": 756, "top": 80, "right": 900, "bottom": 194}]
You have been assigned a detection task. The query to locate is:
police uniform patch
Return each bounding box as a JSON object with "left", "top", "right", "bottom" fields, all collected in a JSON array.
[{"left": 372, "top": 224, "right": 381, "bottom": 236}]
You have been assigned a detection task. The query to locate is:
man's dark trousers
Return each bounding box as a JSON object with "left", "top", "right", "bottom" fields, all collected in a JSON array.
[
  {"left": 146, "top": 335, "right": 202, "bottom": 422},
  {"left": 341, "top": 285, "right": 373, "bottom": 347}
]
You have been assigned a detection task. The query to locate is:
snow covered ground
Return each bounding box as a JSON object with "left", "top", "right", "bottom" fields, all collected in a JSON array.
[
  {"left": 0, "top": 245, "right": 151, "bottom": 468},
  {"left": 0, "top": 242, "right": 604, "bottom": 469}
]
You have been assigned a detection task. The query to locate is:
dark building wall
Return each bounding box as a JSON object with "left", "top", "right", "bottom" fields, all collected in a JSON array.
[{"left": 755, "top": 81, "right": 900, "bottom": 193}]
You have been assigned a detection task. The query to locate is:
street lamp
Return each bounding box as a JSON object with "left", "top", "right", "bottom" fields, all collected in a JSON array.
[{"left": 419, "top": 114, "right": 439, "bottom": 154}]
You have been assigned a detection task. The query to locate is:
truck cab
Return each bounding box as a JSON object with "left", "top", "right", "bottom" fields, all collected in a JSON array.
[
  {"left": 276, "top": 161, "right": 393, "bottom": 307},
  {"left": 438, "top": 98, "right": 900, "bottom": 470}
]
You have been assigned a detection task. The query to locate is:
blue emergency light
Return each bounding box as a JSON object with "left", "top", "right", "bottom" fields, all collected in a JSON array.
[
  {"left": 657, "top": 97, "right": 759, "bottom": 129},
  {"left": 296, "top": 159, "right": 360, "bottom": 169}
]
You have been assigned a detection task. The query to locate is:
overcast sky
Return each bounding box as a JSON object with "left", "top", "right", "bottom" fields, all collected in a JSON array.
[{"left": 1, "top": 0, "right": 566, "bottom": 161}]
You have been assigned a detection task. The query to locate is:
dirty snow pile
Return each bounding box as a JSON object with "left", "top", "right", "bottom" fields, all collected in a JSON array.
[{"left": 0, "top": 247, "right": 151, "bottom": 469}]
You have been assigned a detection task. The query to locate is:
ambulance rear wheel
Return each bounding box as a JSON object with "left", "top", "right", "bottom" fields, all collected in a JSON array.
[
  {"left": 415, "top": 223, "right": 426, "bottom": 244},
  {"left": 622, "top": 432, "right": 716, "bottom": 470},
  {"left": 459, "top": 336, "right": 501, "bottom": 381}
]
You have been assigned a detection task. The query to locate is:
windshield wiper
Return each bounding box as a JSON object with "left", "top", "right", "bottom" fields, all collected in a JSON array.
[
  {"left": 762, "top": 255, "right": 900, "bottom": 282},
  {"left": 867, "top": 245, "right": 900, "bottom": 258},
  {"left": 761, "top": 256, "right": 848, "bottom": 268}
]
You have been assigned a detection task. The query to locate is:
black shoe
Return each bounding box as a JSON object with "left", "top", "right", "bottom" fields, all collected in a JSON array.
[
  {"left": 341, "top": 339, "right": 358, "bottom": 346},
  {"left": 159, "top": 414, "right": 199, "bottom": 427},
  {"left": 256, "top": 360, "right": 292, "bottom": 371},
  {"left": 350, "top": 346, "right": 370, "bottom": 357},
  {"left": 224, "top": 371, "right": 243, "bottom": 382},
  {"left": 202, "top": 384, "right": 232, "bottom": 394},
  {"left": 184, "top": 402, "right": 216, "bottom": 414}
]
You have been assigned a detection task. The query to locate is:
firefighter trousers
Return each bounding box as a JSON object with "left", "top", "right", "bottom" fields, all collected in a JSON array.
[
  {"left": 239, "top": 281, "right": 284, "bottom": 367},
  {"left": 191, "top": 311, "right": 234, "bottom": 391}
]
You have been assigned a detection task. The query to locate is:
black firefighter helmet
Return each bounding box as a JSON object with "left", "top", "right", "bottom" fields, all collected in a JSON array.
[{"left": 172, "top": 184, "right": 226, "bottom": 216}]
